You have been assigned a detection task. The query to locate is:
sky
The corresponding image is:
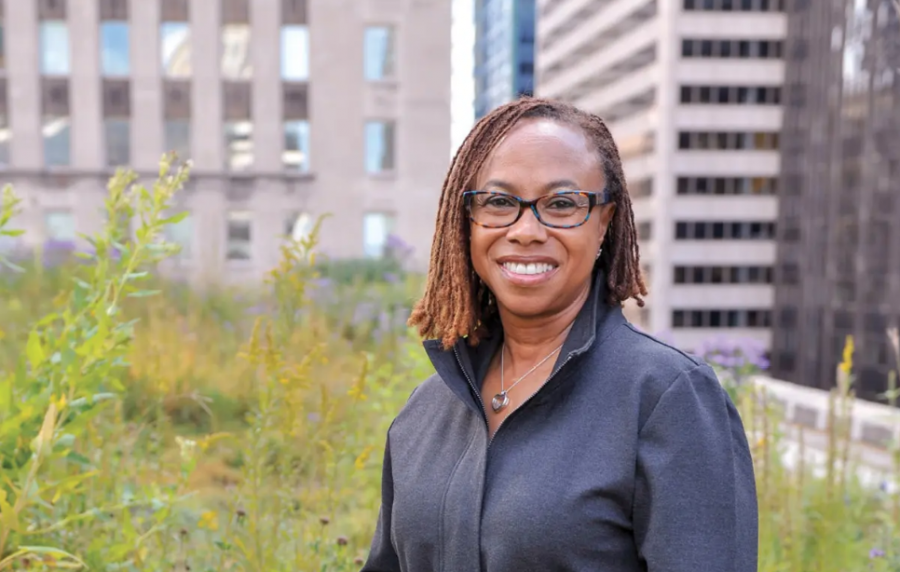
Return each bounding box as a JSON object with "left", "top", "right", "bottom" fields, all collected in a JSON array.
[{"left": 450, "top": 0, "right": 476, "bottom": 157}]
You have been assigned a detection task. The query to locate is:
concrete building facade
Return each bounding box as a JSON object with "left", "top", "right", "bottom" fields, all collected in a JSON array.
[
  {"left": 474, "top": 0, "right": 535, "bottom": 119},
  {"left": 536, "top": 0, "right": 786, "bottom": 353},
  {"left": 0, "top": 0, "right": 451, "bottom": 283},
  {"left": 770, "top": 0, "right": 900, "bottom": 399}
]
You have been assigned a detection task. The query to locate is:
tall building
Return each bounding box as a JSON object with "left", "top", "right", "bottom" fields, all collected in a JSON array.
[
  {"left": 771, "top": 0, "right": 900, "bottom": 399},
  {"left": 0, "top": 0, "right": 451, "bottom": 283},
  {"left": 474, "top": 0, "right": 536, "bottom": 119},
  {"left": 536, "top": 0, "right": 786, "bottom": 353}
]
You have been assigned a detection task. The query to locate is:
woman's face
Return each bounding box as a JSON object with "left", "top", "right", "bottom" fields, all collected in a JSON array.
[{"left": 469, "top": 118, "right": 615, "bottom": 322}]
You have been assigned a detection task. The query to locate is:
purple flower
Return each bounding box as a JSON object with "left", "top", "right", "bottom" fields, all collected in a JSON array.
[
  {"left": 313, "top": 277, "right": 333, "bottom": 289},
  {"left": 246, "top": 303, "right": 268, "bottom": 316},
  {"left": 699, "top": 335, "right": 769, "bottom": 373},
  {"left": 44, "top": 238, "right": 77, "bottom": 253},
  {"left": 870, "top": 547, "right": 885, "bottom": 559},
  {"left": 352, "top": 302, "right": 376, "bottom": 326},
  {"left": 385, "top": 234, "right": 415, "bottom": 259}
]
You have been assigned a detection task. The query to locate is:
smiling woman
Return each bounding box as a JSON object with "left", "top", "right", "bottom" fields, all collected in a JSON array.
[{"left": 361, "top": 98, "right": 758, "bottom": 572}]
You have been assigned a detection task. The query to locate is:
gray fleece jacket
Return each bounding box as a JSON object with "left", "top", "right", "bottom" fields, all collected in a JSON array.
[{"left": 362, "top": 278, "right": 758, "bottom": 572}]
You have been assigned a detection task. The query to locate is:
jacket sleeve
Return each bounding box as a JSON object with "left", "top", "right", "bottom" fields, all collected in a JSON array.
[
  {"left": 360, "top": 431, "right": 401, "bottom": 572},
  {"left": 632, "top": 364, "right": 758, "bottom": 572}
]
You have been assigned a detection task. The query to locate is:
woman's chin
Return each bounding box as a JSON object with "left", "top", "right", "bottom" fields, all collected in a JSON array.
[{"left": 495, "top": 293, "right": 561, "bottom": 321}]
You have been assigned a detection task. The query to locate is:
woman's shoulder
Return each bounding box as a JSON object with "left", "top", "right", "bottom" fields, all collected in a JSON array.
[
  {"left": 600, "top": 322, "right": 724, "bottom": 415},
  {"left": 387, "top": 373, "right": 467, "bottom": 433},
  {"left": 605, "top": 322, "right": 707, "bottom": 377}
]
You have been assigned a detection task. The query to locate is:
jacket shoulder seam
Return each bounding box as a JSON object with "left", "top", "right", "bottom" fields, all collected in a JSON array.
[
  {"left": 637, "top": 362, "right": 713, "bottom": 435},
  {"left": 623, "top": 323, "right": 703, "bottom": 365}
]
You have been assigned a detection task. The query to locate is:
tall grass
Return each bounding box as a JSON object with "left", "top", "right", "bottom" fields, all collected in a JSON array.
[{"left": 1, "top": 166, "right": 900, "bottom": 570}]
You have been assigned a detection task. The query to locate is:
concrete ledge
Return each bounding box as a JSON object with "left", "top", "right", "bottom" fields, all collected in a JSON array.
[{"left": 746, "top": 374, "right": 900, "bottom": 452}]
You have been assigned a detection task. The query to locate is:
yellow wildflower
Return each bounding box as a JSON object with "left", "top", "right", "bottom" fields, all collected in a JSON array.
[
  {"left": 839, "top": 335, "right": 854, "bottom": 375},
  {"left": 198, "top": 510, "right": 219, "bottom": 531},
  {"left": 354, "top": 445, "right": 376, "bottom": 471}
]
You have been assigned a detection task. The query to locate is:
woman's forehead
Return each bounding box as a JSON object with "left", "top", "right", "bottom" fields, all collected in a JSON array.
[{"left": 474, "top": 119, "right": 603, "bottom": 191}]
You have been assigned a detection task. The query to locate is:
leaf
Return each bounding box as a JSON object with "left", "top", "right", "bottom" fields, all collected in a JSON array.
[
  {"left": 65, "top": 451, "right": 92, "bottom": 467},
  {"left": 127, "top": 290, "right": 161, "bottom": 298},
  {"left": 0, "top": 546, "right": 87, "bottom": 571},
  {"left": 32, "top": 402, "right": 58, "bottom": 460},
  {"left": 26, "top": 331, "right": 46, "bottom": 368},
  {"left": 0, "top": 229, "right": 24, "bottom": 237},
  {"left": 0, "top": 488, "right": 19, "bottom": 534},
  {"left": 161, "top": 211, "right": 189, "bottom": 225}
]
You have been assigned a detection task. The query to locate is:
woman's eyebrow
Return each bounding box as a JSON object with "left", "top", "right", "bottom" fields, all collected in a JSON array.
[{"left": 481, "top": 179, "right": 580, "bottom": 192}]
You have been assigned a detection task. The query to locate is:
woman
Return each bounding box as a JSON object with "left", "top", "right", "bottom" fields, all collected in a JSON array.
[{"left": 361, "top": 98, "right": 757, "bottom": 571}]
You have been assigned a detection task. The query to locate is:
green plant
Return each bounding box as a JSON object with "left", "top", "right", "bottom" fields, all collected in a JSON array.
[{"left": 0, "top": 158, "right": 192, "bottom": 569}]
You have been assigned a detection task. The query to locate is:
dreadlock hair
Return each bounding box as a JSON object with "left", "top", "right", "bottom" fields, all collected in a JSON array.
[{"left": 408, "top": 96, "right": 648, "bottom": 350}]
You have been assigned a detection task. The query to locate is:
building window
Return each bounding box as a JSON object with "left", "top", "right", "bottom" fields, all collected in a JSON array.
[
  {"left": 681, "top": 39, "right": 783, "bottom": 59},
  {"left": 683, "top": 0, "right": 785, "bottom": 10},
  {"left": 104, "top": 118, "right": 130, "bottom": 167},
  {"left": 637, "top": 221, "right": 653, "bottom": 240},
  {"left": 0, "top": 21, "right": 6, "bottom": 71},
  {"left": 676, "top": 177, "right": 778, "bottom": 195},
  {"left": 285, "top": 211, "right": 312, "bottom": 242},
  {"left": 43, "top": 116, "right": 70, "bottom": 167},
  {"left": 164, "top": 119, "right": 191, "bottom": 161},
  {"left": 226, "top": 211, "right": 252, "bottom": 260},
  {"left": 0, "top": 116, "right": 9, "bottom": 167},
  {"left": 165, "top": 212, "right": 193, "bottom": 259},
  {"left": 40, "top": 21, "right": 70, "bottom": 75},
  {"left": 283, "top": 120, "right": 310, "bottom": 172},
  {"left": 680, "top": 85, "right": 781, "bottom": 105},
  {"left": 161, "top": 22, "right": 191, "bottom": 77},
  {"left": 221, "top": 24, "right": 252, "bottom": 79},
  {"left": 674, "top": 221, "right": 776, "bottom": 240},
  {"left": 224, "top": 121, "right": 253, "bottom": 171},
  {"left": 678, "top": 131, "right": 780, "bottom": 150},
  {"left": 630, "top": 179, "right": 653, "bottom": 198},
  {"left": 44, "top": 209, "right": 76, "bottom": 242},
  {"left": 365, "top": 121, "right": 395, "bottom": 174},
  {"left": 100, "top": 21, "right": 130, "bottom": 76},
  {"left": 364, "top": 26, "right": 395, "bottom": 80},
  {"left": 363, "top": 212, "right": 394, "bottom": 258},
  {"left": 674, "top": 265, "right": 774, "bottom": 284},
  {"left": 281, "top": 25, "right": 309, "bottom": 81},
  {"left": 672, "top": 309, "right": 772, "bottom": 329}
]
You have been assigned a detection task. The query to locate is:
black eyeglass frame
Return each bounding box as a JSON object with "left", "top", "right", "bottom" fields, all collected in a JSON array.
[{"left": 462, "top": 189, "right": 612, "bottom": 229}]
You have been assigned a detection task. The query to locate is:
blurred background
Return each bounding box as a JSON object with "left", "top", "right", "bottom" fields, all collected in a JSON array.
[{"left": 1, "top": 0, "right": 900, "bottom": 570}]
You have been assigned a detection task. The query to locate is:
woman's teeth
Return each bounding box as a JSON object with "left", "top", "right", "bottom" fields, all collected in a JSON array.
[{"left": 502, "top": 262, "right": 557, "bottom": 275}]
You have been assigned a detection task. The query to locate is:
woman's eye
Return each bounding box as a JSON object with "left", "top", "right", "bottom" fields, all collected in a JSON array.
[
  {"left": 546, "top": 198, "right": 577, "bottom": 210},
  {"left": 485, "top": 196, "right": 516, "bottom": 208}
]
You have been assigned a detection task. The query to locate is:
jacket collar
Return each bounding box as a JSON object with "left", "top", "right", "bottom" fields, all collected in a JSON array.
[{"left": 422, "top": 273, "right": 625, "bottom": 415}]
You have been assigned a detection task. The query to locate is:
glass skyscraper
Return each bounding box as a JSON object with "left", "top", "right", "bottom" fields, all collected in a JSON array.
[{"left": 474, "top": 0, "right": 535, "bottom": 119}]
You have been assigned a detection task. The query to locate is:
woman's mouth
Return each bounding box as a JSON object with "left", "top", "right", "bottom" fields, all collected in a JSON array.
[
  {"left": 501, "top": 262, "right": 557, "bottom": 275},
  {"left": 498, "top": 261, "right": 559, "bottom": 286}
]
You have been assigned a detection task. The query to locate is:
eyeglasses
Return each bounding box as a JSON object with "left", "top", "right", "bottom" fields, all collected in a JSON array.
[{"left": 462, "top": 190, "right": 611, "bottom": 229}]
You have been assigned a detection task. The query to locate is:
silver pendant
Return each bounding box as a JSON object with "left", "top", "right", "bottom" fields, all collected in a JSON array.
[{"left": 491, "top": 391, "right": 510, "bottom": 412}]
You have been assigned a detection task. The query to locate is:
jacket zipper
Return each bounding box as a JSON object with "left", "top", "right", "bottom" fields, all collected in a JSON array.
[
  {"left": 453, "top": 345, "right": 490, "bottom": 426},
  {"left": 453, "top": 345, "right": 583, "bottom": 450}
]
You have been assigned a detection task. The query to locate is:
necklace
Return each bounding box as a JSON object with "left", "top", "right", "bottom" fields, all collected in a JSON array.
[{"left": 492, "top": 342, "right": 564, "bottom": 413}]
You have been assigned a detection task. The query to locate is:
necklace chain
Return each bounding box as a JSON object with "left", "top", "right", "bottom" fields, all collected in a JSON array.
[{"left": 498, "top": 342, "right": 563, "bottom": 396}]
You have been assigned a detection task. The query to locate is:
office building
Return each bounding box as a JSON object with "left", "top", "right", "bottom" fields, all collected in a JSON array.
[
  {"left": 0, "top": 0, "right": 451, "bottom": 283},
  {"left": 474, "top": 0, "right": 536, "bottom": 119},
  {"left": 771, "top": 0, "right": 900, "bottom": 398},
  {"left": 537, "top": 0, "right": 786, "bottom": 353}
]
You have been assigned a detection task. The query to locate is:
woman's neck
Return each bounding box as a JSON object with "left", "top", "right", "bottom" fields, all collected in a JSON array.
[{"left": 498, "top": 284, "right": 590, "bottom": 366}]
